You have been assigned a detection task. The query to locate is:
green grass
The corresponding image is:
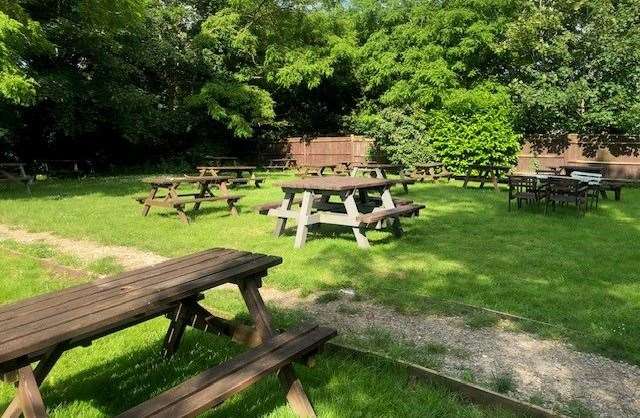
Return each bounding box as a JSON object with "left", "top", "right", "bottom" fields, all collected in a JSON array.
[
  {"left": 0, "top": 252, "right": 517, "bottom": 417},
  {"left": 0, "top": 174, "right": 639, "bottom": 365}
]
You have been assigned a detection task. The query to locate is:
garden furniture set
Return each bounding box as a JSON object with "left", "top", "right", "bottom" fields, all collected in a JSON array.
[
  {"left": 462, "top": 165, "right": 512, "bottom": 191},
  {"left": 0, "top": 248, "right": 336, "bottom": 418}
]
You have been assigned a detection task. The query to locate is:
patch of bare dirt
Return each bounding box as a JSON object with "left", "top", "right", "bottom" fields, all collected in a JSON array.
[
  {"left": 0, "top": 224, "right": 166, "bottom": 269},
  {"left": 1, "top": 224, "right": 638, "bottom": 417}
]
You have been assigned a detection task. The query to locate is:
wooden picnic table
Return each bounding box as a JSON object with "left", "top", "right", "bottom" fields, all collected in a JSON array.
[
  {"left": 204, "top": 156, "right": 239, "bottom": 166},
  {"left": 405, "top": 163, "right": 453, "bottom": 182},
  {"left": 137, "top": 175, "right": 242, "bottom": 223},
  {"left": 0, "top": 248, "right": 336, "bottom": 418},
  {"left": 266, "top": 176, "right": 424, "bottom": 249},
  {"left": 265, "top": 158, "right": 297, "bottom": 171},
  {"left": 463, "top": 165, "right": 511, "bottom": 191},
  {"left": 559, "top": 165, "right": 606, "bottom": 176},
  {"left": 0, "top": 163, "right": 33, "bottom": 193},
  {"left": 197, "top": 166, "right": 264, "bottom": 187},
  {"left": 36, "top": 159, "right": 93, "bottom": 177},
  {"left": 296, "top": 164, "right": 336, "bottom": 177},
  {"left": 350, "top": 163, "right": 414, "bottom": 193}
]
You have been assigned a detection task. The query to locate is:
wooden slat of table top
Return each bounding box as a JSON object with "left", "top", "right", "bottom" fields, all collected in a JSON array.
[
  {"left": 0, "top": 249, "right": 241, "bottom": 324},
  {"left": 142, "top": 175, "right": 231, "bottom": 184},
  {"left": 0, "top": 249, "right": 282, "bottom": 367},
  {"left": 0, "top": 248, "right": 220, "bottom": 318},
  {"left": 279, "top": 176, "right": 392, "bottom": 191},
  {"left": 415, "top": 163, "right": 443, "bottom": 168},
  {"left": 196, "top": 166, "right": 257, "bottom": 171}
]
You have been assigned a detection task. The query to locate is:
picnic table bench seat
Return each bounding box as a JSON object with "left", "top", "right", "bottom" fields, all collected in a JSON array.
[
  {"left": 357, "top": 203, "right": 425, "bottom": 226},
  {"left": 254, "top": 198, "right": 304, "bottom": 214},
  {"left": 117, "top": 323, "right": 336, "bottom": 418}
]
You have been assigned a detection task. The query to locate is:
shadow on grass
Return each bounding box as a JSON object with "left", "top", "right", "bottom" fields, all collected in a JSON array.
[{"left": 302, "top": 185, "right": 640, "bottom": 364}]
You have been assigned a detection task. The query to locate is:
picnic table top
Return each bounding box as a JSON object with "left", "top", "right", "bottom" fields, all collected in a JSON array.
[
  {"left": 269, "top": 158, "right": 296, "bottom": 162},
  {"left": 0, "top": 163, "right": 26, "bottom": 167},
  {"left": 197, "top": 166, "right": 257, "bottom": 171},
  {"left": 279, "top": 175, "right": 393, "bottom": 191},
  {"left": 142, "top": 175, "right": 231, "bottom": 184},
  {"left": 0, "top": 248, "right": 282, "bottom": 372},
  {"left": 299, "top": 164, "right": 337, "bottom": 168}
]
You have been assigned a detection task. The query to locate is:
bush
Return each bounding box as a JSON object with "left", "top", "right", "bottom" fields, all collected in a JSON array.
[{"left": 429, "top": 110, "right": 521, "bottom": 173}]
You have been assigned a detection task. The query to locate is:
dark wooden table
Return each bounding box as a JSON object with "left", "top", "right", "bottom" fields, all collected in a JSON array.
[
  {"left": 196, "top": 166, "right": 263, "bottom": 187},
  {"left": 265, "top": 158, "right": 297, "bottom": 171},
  {"left": 204, "top": 156, "right": 239, "bottom": 166},
  {"left": 463, "top": 165, "right": 511, "bottom": 191},
  {"left": 268, "top": 176, "right": 421, "bottom": 248},
  {"left": 139, "top": 175, "right": 240, "bottom": 223},
  {"left": 296, "top": 164, "right": 336, "bottom": 177},
  {"left": 0, "top": 248, "right": 329, "bottom": 418},
  {"left": 405, "top": 163, "right": 452, "bottom": 182},
  {"left": 350, "top": 163, "right": 401, "bottom": 179}
]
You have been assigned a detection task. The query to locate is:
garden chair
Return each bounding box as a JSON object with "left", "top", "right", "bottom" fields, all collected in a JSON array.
[
  {"left": 544, "top": 177, "right": 589, "bottom": 217},
  {"left": 507, "top": 175, "right": 542, "bottom": 211},
  {"left": 570, "top": 171, "right": 602, "bottom": 209}
]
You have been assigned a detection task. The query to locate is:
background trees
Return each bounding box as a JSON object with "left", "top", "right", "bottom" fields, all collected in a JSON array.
[{"left": 1, "top": 0, "right": 639, "bottom": 167}]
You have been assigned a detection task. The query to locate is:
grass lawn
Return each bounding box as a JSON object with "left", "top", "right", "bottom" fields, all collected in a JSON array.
[
  {"left": 0, "top": 251, "right": 516, "bottom": 417},
  {"left": 0, "top": 174, "right": 639, "bottom": 366}
]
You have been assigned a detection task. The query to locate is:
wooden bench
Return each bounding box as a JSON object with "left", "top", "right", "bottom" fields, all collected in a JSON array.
[
  {"left": 265, "top": 159, "right": 297, "bottom": 171},
  {"left": 0, "top": 163, "right": 33, "bottom": 193},
  {"left": 254, "top": 198, "right": 303, "bottom": 214},
  {"left": 117, "top": 323, "right": 335, "bottom": 418},
  {"left": 357, "top": 204, "right": 425, "bottom": 226},
  {"left": 229, "top": 177, "right": 264, "bottom": 187}
]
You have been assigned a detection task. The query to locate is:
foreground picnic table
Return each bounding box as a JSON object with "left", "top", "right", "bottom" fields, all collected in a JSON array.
[
  {"left": 263, "top": 176, "right": 424, "bottom": 249},
  {"left": 197, "top": 165, "right": 264, "bottom": 187},
  {"left": 0, "top": 163, "right": 33, "bottom": 194},
  {"left": 0, "top": 249, "right": 336, "bottom": 418},
  {"left": 137, "top": 175, "right": 242, "bottom": 223},
  {"left": 463, "top": 165, "right": 511, "bottom": 191}
]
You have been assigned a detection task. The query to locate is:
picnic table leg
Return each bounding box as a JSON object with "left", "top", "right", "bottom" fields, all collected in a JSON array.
[
  {"left": 162, "top": 301, "right": 191, "bottom": 357},
  {"left": 479, "top": 170, "right": 487, "bottom": 188},
  {"left": 274, "top": 192, "right": 296, "bottom": 237},
  {"left": 380, "top": 188, "right": 403, "bottom": 236},
  {"left": 3, "top": 365, "right": 52, "bottom": 418},
  {"left": 463, "top": 168, "right": 472, "bottom": 188},
  {"left": 141, "top": 187, "right": 158, "bottom": 216},
  {"left": 492, "top": 170, "right": 499, "bottom": 191},
  {"left": 193, "top": 181, "right": 208, "bottom": 211},
  {"left": 342, "top": 192, "right": 370, "bottom": 249},
  {"left": 294, "top": 191, "right": 314, "bottom": 248},
  {"left": 239, "top": 279, "right": 316, "bottom": 418}
]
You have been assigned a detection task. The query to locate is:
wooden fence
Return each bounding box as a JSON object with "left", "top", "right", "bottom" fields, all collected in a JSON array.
[{"left": 281, "top": 134, "right": 640, "bottom": 178}]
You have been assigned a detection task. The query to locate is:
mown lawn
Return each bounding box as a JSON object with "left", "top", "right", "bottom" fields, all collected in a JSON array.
[
  {"left": 0, "top": 251, "right": 515, "bottom": 417},
  {"left": 0, "top": 174, "right": 639, "bottom": 365}
]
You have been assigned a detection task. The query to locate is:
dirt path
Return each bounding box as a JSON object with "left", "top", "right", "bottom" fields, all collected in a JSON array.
[{"left": 1, "top": 224, "right": 638, "bottom": 417}]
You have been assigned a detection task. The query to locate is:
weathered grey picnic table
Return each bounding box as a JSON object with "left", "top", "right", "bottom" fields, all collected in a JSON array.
[
  {"left": 0, "top": 248, "right": 336, "bottom": 418},
  {"left": 350, "top": 163, "right": 414, "bottom": 193},
  {"left": 136, "top": 175, "right": 242, "bottom": 223},
  {"left": 197, "top": 166, "right": 264, "bottom": 187},
  {"left": 264, "top": 176, "right": 424, "bottom": 249},
  {"left": 0, "top": 163, "right": 33, "bottom": 194},
  {"left": 463, "top": 165, "right": 511, "bottom": 191}
]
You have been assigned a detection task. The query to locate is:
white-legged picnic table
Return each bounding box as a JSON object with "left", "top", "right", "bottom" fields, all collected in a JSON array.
[
  {"left": 197, "top": 166, "right": 263, "bottom": 187},
  {"left": 137, "top": 175, "right": 242, "bottom": 223},
  {"left": 267, "top": 176, "right": 424, "bottom": 249},
  {"left": 296, "top": 164, "right": 336, "bottom": 177}
]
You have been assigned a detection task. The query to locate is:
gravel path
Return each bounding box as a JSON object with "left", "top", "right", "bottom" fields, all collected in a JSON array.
[{"left": 2, "top": 224, "right": 638, "bottom": 417}]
